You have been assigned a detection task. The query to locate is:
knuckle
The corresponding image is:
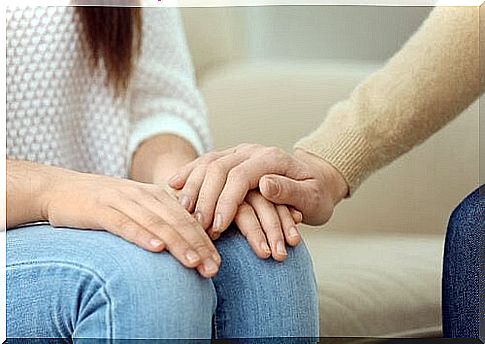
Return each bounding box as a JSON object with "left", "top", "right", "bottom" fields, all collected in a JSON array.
[
  {"left": 235, "top": 143, "right": 250, "bottom": 151},
  {"left": 111, "top": 215, "right": 133, "bottom": 231},
  {"left": 265, "top": 220, "right": 282, "bottom": 236},
  {"left": 207, "top": 161, "right": 225, "bottom": 176},
  {"left": 159, "top": 230, "right": 179, "bottom": 247},
  {"left": 227, "top": 167, "right": 244, "bottom": 182},
  {"left": 190, "top": 240, "right": 212, "bottom": 254},
  {"left": 185, "top": 215, "right": 200, "bottom": 228},
  {"left": 264, "top": 146, "right": 283, "bottom": 158},
  {"left": 124, "top": 228, "right": 145, "bottom": 243},
  {"left": 238, "top": 202, "right": 252, "bottom": 213},
  {"left": 204, "top": 151, "right": 220, "bottom": 162},
  {"left": 143, "top": 215, "right": 166, "bottom": 230}
]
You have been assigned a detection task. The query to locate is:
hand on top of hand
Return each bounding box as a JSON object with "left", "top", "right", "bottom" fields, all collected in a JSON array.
[
  {"left": 40, "top": 167, "right": 221, "bottom": 278},
  {"left": 168, "top": 144, "right": 349, "bottom": 260}
]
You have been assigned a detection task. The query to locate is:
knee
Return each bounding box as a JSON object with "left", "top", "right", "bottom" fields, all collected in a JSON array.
[
  {"left": 216, "top": 227, "right": 316, "bottom": 284},
  {"left": 446, "top": 187, "right": 482, "bottom": 249},
  {"left": 213, "top": 227, "right": 319, "bottom": 337}
]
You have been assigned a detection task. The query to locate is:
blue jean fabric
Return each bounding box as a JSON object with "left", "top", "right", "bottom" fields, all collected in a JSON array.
[
  {"left": 7, "top": 224, "right": 319, "bottom": 340},
  {"left": 442, "top": 185, "right": 484, "bottom": 339}
]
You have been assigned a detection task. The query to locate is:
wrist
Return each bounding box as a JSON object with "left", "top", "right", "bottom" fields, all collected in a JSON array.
[
  {"left": 293, "top": 149, "right": 349, "bottom": 205},
  {"left": 130, "top": 134, "right": 197, "bottom": 184},
  {"left": 37, "top": 164, "right": 79, "bottom": 222},
  {"left": 7, "top": 160, "right": 67, "bottom": 226}
]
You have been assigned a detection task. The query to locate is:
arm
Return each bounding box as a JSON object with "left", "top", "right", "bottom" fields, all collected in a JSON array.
[
  {"left": 6, "top": 159, "right": 51, "bottom": 228},
  {"left": 169, "top": 6, "right": 481, "bottom": 233},
  {"left": 130, "top": 134, "right": 197, "bottom": 184},
  {"left": 6, "top": 158, "right": 220, "bottom": 277},
  {"left": 127, "top": 8, "right": 211, "bottom": 184},
  {"left": 295, "top": 6, "right": 480, "bottom": 193}
]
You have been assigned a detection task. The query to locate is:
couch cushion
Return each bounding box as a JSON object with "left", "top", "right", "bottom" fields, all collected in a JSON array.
[{"left": 302, "top": 229, "right": 444, "bottom": 337}]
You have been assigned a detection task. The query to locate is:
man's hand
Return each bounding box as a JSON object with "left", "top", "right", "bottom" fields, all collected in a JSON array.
[
  {"left": 130, "top": 136, "right": 305, "bottom": 261},
  {"left": 168, "top": 144, "right": 349, "bottom": 238}
]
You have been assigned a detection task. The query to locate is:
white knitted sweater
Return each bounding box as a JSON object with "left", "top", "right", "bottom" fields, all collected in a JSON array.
[{"left": 6, "top": 6, "right": 211, "bottom": 178}]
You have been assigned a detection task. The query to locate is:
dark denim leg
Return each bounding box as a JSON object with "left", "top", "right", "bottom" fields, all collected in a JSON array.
[{"left": 442, "top": 186, "right": 484, "bottom": 338}]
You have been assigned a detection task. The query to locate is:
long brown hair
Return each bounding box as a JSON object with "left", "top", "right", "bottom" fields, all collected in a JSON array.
[{"left": 77, "top": 7, "right": 142, "bottom": 96}]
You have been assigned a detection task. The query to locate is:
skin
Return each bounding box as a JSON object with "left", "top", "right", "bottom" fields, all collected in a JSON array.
[
  {"left": 169, "top": 144, "right": 349, "bottom": 241},
  {"left": 131, "top": 135, "right": 304, "bottom": 261},
  {"left": 7, "top": 136, "right": 303, "bottom": 281}
]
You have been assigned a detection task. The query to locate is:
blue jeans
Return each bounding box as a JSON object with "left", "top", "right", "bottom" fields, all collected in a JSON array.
[
  {"left": 442, "top": 186, "right": 484, "bottom": 339},
  {"left": 6, "top": 224, "right": 319, "bottom": 340}
]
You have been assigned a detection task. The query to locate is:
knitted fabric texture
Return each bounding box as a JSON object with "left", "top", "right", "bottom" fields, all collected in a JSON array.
[
  {"left": 7, "top": 6, "right": 211, "bottom": 177},
  {"left": 295, "top": 7, "right": 480, "bottom": 194}
]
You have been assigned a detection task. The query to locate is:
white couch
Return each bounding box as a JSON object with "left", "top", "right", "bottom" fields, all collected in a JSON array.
[{"left": 181, "top": 7, "right": 480, "bottom": 337}]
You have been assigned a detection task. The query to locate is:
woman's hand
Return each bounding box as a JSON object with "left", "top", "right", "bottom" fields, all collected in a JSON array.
[
  {"left": 169, "top": 144, "right": 349, "bottom": 238},
  {"left": 17, "top": 161, "right": 221, "bottom": 278},
  {"left": 130, "top": 135, "right": 303, "bottom": 261},
  {"left": 232, "top": 190, "right": 303, "bottom": 261}
]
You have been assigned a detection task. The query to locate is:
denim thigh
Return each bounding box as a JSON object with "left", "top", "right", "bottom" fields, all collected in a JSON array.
[{"left": 7, "top": 225, "right": 216, "bottom": 339}]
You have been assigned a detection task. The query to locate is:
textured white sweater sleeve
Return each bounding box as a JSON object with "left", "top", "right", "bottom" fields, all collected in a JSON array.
[{"left": 128, "top": 8, "right": 212, "bottom": 161}]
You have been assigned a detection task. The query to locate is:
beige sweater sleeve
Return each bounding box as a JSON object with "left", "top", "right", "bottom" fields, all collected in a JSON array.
[{"left": 294, "top": 6, "right": 480, "bottom": 194}]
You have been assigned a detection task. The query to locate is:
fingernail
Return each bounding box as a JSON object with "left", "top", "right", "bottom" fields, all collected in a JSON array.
[
  {"left": 265, "top": 178, "right": 279, "bottom": 196},
  {"left": 195, "top": 211, "right": 204, "bottom": 225},
  {"left": 179, "top": 195, "right": 191, "bottom": 210},
  {"left": 185, "top": 250, "right": 200, "bottom": 264},
  {"left": 213, "top": 213, "right": 223, "bottom": 231},
  {"left": 168, "top": 174, "right": 180, "bottom": 185},
  {"left": 260, "top": 242, "right": 271, "bottom": 255},
  {"left": 288, "top": 226, "right": 300, "bottom": 239},
  {"left": 203, "top": 259, "right": 218, "bottom": 274},
  {"left": 276, "top": 241, "right": 287, "bottom": 256},
  {"left": 150, "top": 239, "right": 163, "bottom": 248},
  {"left": 210, "top": 231, "right": 221, "bottom": 241}
]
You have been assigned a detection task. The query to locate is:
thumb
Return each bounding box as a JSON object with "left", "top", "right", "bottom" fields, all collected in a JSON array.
[{"left": 259, "top": 174, "right": 309, "bottom": 212}]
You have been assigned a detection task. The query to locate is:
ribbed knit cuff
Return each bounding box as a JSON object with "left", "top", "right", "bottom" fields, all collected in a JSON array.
[{"left": 294, "top": 129, "right": 375, "bottom": 195}]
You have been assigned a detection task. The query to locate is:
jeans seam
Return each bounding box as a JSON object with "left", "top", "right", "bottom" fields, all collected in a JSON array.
[{"left": 7, "top": 260, "right": 114, "bottom": 338}]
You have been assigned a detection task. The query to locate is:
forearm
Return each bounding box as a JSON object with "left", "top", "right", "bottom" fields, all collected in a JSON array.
[
  {"left": 130, "top": 134, "right": 198, "bottom": 184},
  {"left": 6, "top": 159, "right": 56, "bottom": 228},
  {"left": 295, "top": 7, "right": 480, "bottom": 193}
]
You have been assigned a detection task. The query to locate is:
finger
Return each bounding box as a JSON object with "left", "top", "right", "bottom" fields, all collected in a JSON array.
[
  {"left": 232, "top": 202, "right": 271, "bottom": 259},
  {"left": 177, "top": 165, "right": 208, "bottom": 214},
  {"left": 289, "top": 207, "right": 303, "bottom": 224},
  {"left": 213, "top": 148, "right": 302, "bottom": 233},
  {"left": 146, "top": 190, "right": 222, "bottom": 276},
  {"left": 111, "top": 199, "right": 216, "bottom": 276},
  {"left": 246, "top": 192, "right": 287, "bottom": 262},
  {"left": 259, "top": 174, "right": 314, "bottom": 212},
  {"left": 168, "top": 149, "right": 235, "bottom": 189},
  {"left": 97, "top": 207, "right": 166, "bottom": 253},
  {"left": 195, "top": 153, "right": 248, "bottom": 230},
  {"left": 276, "top": 205, "right": 302, "bottom": 247}
]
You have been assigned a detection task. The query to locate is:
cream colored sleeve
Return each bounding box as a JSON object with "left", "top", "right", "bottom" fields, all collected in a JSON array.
[{"left": 295, "top": 6, "right": 480, "bottom": 194}]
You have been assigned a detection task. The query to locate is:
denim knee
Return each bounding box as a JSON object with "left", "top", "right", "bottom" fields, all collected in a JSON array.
[
  {"left": 212, "top": 226, "right": 319, "bottom": 338},
  {"left": 442, "top": 186, "right": 483, "bottom": 338},
  {"left": 7, "top": 225, "right": 216, "bottom": 339}
]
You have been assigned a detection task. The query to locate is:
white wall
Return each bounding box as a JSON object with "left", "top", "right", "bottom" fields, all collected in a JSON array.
[{"left": 242, "top": 6, "right": 432, "bottom": 62}]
